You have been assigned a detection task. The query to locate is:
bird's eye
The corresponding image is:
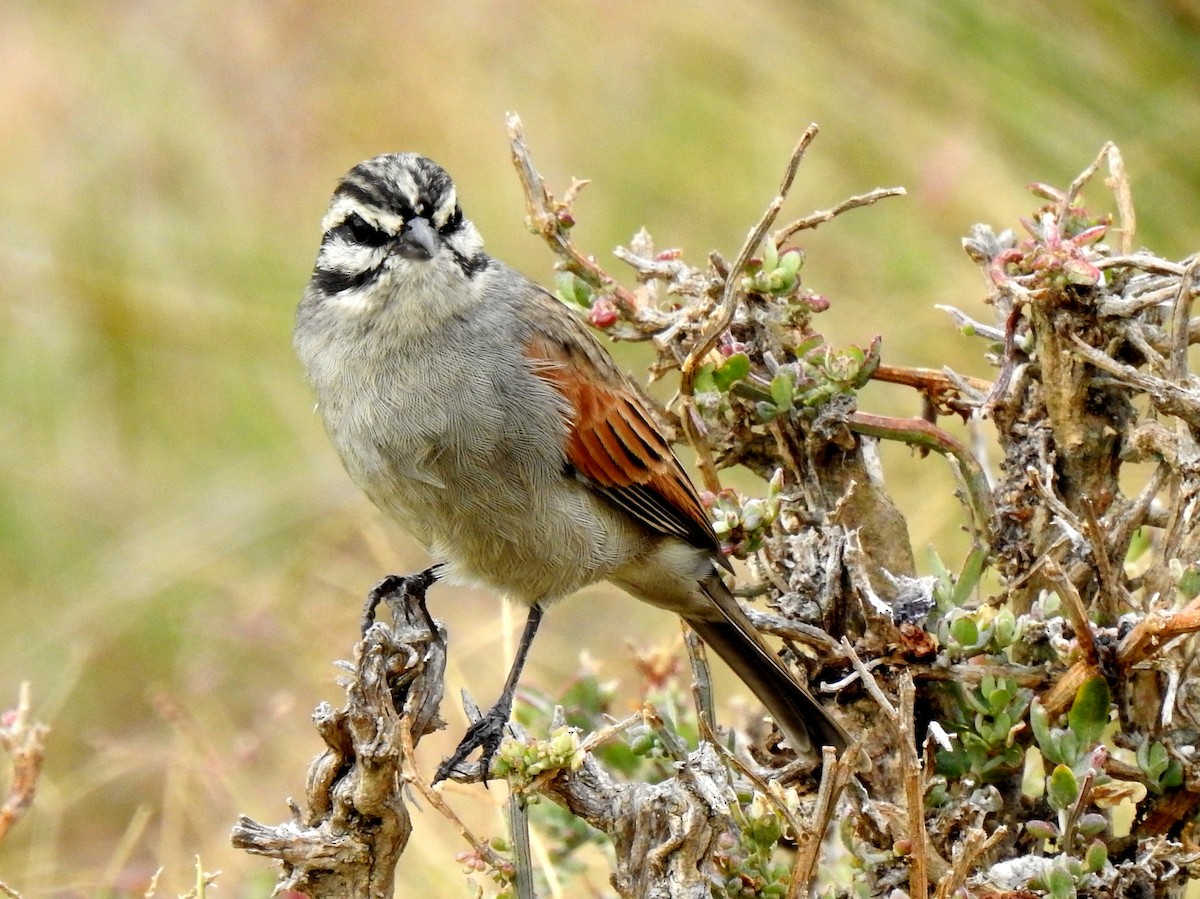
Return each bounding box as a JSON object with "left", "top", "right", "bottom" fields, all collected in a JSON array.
[
  {"left": 341, "top": 213, "right": 389, "bottom": 248},
  {"left": 439, "top": 205, "right": 463, "bottom": 235}
]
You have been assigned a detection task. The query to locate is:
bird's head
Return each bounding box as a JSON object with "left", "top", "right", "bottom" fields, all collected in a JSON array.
[{"left": 308, "top": 153, "right": 489, "bottom": 320}]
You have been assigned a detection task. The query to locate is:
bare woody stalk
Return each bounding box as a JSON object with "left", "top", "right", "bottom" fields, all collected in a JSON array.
[{"left": 231, "top": 583, "right": 447, "bottom": 899}]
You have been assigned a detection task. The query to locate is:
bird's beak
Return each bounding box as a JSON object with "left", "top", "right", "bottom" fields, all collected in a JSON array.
[{"left": 397, "top": 216, "right": 439, "bottom": 260}]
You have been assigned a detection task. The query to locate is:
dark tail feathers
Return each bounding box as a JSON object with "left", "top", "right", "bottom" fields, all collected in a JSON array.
[{"left": 688, "top": 577, "right": 849, "bottom": 754}]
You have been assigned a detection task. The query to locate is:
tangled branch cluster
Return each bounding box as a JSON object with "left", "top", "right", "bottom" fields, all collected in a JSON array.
[
  {"left": 499, "top": 124, "right": 1200, "bottom": 897},
  {"left": 230, "top": 126, "right": 1200, "bottom": 898}
]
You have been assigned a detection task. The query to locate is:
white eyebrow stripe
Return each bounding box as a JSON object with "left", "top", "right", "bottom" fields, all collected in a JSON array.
[
  {"left": 430, "top": 186, "right": 458, "bottom": 228},
  {"left": 321, "top": 197, "right": 407, "bottom": 235}
]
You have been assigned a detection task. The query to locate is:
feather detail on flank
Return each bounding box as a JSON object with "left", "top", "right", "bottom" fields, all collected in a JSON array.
[{"left": 524, "top": 318, "right": 720, "bottom": 555}]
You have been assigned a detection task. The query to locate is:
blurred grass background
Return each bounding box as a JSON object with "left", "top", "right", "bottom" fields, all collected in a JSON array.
[{"left": 1, "top": 0, "right": 1198, "bottom": 894}]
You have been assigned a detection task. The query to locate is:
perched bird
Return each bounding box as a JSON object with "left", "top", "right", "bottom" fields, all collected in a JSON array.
[{"left": 294, "top": 153, "right": 849, "bottom": 778}]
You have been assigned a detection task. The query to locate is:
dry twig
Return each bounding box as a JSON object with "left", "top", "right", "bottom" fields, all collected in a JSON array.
[
  {"left": 232, "top": 583, "right": 446, "bottom": 898},
  {"left": 0, "top": 682, "right": 48, "bottom": 843}
]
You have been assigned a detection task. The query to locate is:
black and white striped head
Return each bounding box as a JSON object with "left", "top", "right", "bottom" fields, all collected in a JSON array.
[{"left": 309, "top": 154, "right": 488, "bottom": 311}]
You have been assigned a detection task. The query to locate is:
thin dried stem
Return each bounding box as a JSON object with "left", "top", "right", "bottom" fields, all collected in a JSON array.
[
  {"left": 506, "top": 792, "right": 535, "bottom": 899},
  {"left": 933, "top": 826, "right": 1008, "bottom": 899},
  {"left": 1104, "top": 143, "right": 1136, "bottom": 254},
  {"left": 506, "top": 112, "right": 641, "bottom": 315},
  {"left": 1170, "top": 258, "right": 1200, "bottom": 381},
  {"left": 1060, "top": 140, "right": 1115, "bottom": 216},
  {"left": 1120, "top": 594, "right": 1200, "bottom": 668},
  {"left": 0, "top": 683, "right": 48, "bottom": 843},
  {"left": 788, "top": 746, "right": 854, "bottom": 898},
  {"left": 681, "top": 124, "right": 820, "bottom": 388},
  {"left": 1070, "top": 333, "right": 1200, "bottom": 423},
  {"left": 898, "top": 674, "right": 929, "bottom": 899},
  {"left": 772, "top": 185, "right": 906, "bottom": 245},
  {"left": 1044, "top": 560, "right": 1100, "bottom": 670},
  {"left": 1081, "top": 498, "right": 1121, "bottom": 626},
  {"left": 843, "top": 642, "right": 931, "bottom": 897},
  {"left": 400, "top": 718, "right": 510, "bottom": 870}
]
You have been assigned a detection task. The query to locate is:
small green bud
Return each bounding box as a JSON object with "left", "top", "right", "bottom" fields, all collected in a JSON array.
[
  {"left": 1047, "top": 764, "right": 1080, "bottom": 812},
  {"left": 762, "top": 240, "right": 779, "bottom": 272},
  {"left": 992, "top": 608, "right": 1017, "bottom": 647},
  {"left": 1025, "top": 819, "right": 1059, "bottom": 840},
  {"left": 1076, "top": 813, "right": 1107, "bottom": 837},
  {"left": 1084, "top": 839, "right": 1108, "bottom": 873},
  {"left": 1045, "top": 865, "right": 1076, "bottom": 899},
  {"left": 779, "top": 249, "right": 803, "bottom": 275},
  {"left": 769, "top": 372, "right": 794, "bottom": 409}
]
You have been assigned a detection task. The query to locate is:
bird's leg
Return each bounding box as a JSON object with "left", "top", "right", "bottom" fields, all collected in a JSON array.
[
  {"left": 361, "top": 564, "right": 443, "bottom": 637},
  {"left": 434, "top": 602, "right": 544, "bottom": 784}
]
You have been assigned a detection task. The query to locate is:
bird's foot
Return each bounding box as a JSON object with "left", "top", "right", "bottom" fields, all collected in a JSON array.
[
  {"left": 433, "top": 699, "right": 512, "bottom": 785},
  {"left": 361, "top": 565, "right": 443, "bottom": 637}
]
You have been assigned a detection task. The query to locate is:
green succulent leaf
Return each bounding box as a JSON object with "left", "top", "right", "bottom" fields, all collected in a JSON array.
[
  {"left": 769, "top": 372, "right": 794, "bottom": 409},
  {"left": 992, "top": 608, "right": 1017, "bottom": 647},
  {"left": 1163, "top": 759, "right": 1184, "bottom": 789},
  {"left": 1178, "top": 563, "right": 1200, "bottom": 599},
  {"left": 1076, "top": 813, "right": 1108, "bottom": 838},
  {"left": 1057, "top": 730, "right": 1081, "bottom": 768},
  {"left": 1046, "top": 864, "right": 1076, "bottom": 899},
  {"left": 1031, "top": 701, "right": 1062, "bottom": 764},
  {"left": 951, "top": 547, "right": 987, "bottom": 607},
  {"left": 935, "top": 745, "right": 971, "bottom": 778},
  {"left": 712, "top": 352, "right": 751, "bottom": 391},
  {"left": 987, "top": 684, "right": 1015, "bottom": 716},
  {"left": 693, "top": 363, "right": 718, "bottom": 396},
  {"left": 555, "top": 271, "right": 592, "bottom": 306},
  {"left": 755, "top": 401, "right": 780, "bottom": 421},
  {"left": 1047, "top": 764, "right": 1080, "bottom": 812},
  {"left": 1068, "top": 676, "right": 1111, "bottom": 747},
  {"left": 762, "top": 239, "right": 779, "bottom": 272},
  {"left": 950, "top": 615, "right": 979, "bottom": 648},
  {"left": 794, "top": 335, "right": 824, "bottom": 358},
  {"left": 779, "top": 249, "right": 803, "bottom": 275}
]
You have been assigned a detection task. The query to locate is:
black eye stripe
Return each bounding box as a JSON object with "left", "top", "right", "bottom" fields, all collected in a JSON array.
[
  {"left": 329, "top": 207, "right": 462, "bottom": 244},
  {"left": 439, "top": 205, "right": 463, "bottom": 235},
  {"left": 337, "top": 212, "right": 390, "bottom": 248}
]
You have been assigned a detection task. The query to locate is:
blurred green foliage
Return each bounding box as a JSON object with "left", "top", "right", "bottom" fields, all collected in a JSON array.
[{"left": 1, "top": 0, "right": 1198, "bottom": 894}]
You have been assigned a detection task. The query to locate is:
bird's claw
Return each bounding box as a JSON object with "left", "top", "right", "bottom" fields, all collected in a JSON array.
[
  {"left": 361, "top": 565, "right": 443, "bottom": 637},
  {"left": 433, "top": 703, "right": 511, "bottom": 785}
]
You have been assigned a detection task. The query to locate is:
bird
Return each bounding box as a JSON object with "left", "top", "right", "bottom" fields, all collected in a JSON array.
[{"left": 293, "top": 152, "right": 850, "bottom": 780}]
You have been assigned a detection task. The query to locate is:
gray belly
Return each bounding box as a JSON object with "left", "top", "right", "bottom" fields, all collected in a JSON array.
[{"left": 323, "top": 351, "right": 642, "bottom": 602}]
